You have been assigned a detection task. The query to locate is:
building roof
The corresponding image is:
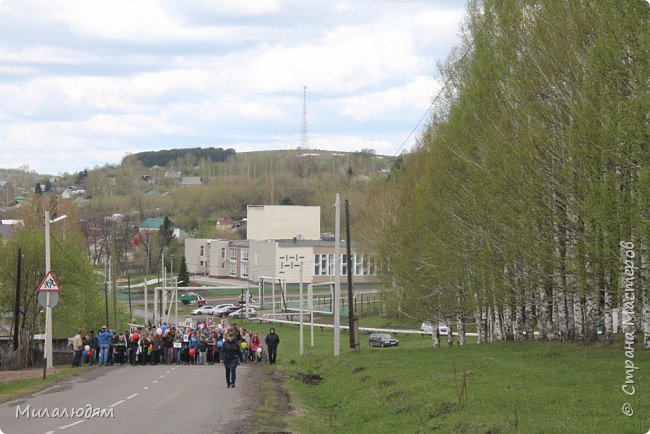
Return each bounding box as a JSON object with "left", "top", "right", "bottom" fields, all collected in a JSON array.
[
  {"left": 0, "top": 222, "right": 20, "bottom": 239},
  {"left": 144, "top": 188, "right": 162, "bottom": 196},
  {"left": 181, "top": 176, "right": 202, "bottom": 185},
  {"left": 140, "top": 217, "right": 166, "bottom": 230},
  {"left": 275, "top": 238, "right": 353, "bottom": 248},
  {"left": 243, "top": 238, "right": 355, "bottom": 248},
  {"left": 217, "top": 217, "right": 234, "bottom": 226}
]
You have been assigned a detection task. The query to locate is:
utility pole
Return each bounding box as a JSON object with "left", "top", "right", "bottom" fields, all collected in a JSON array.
[
  {"left": 12, "top": 247, "right": 21, "bottom": 351},
  {"left": 333, "top": 193, "right": 341, "bottom": 356},
  {"left": 127, "top": 273, "right": 133, "bottom": 323},
  {"left": 345, "top": 200, "right": 359, "bottom": 351},
  {"left": 111, "top": 253, "right": 117, "bottom": 330},
  {"left": 104, "top": 268, "right": 109, "bottom": 329}
]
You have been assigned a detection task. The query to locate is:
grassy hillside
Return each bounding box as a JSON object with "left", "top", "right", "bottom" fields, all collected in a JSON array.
[{"left": 237, "top": 320, "right": 649, "bottom": 434}]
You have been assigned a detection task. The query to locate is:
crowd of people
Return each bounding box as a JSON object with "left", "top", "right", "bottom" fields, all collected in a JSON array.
[{"left": 70, "top": 318, "right": 280, "bottom": 375}]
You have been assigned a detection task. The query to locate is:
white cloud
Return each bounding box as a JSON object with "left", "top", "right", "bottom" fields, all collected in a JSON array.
[
  {"left": 0, "top": 0, "right": 466, "bottom": 174},
  {"left": 338, "top": 76, "right": 442, "bottom": 121}
]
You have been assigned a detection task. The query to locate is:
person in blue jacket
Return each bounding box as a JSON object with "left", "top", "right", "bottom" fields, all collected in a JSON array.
[
  {"left": 189, "top": 331, "right": 200, "bottom": 364},
  {"left": 98, "top": 326, "right": 114, "bottom": 367}
]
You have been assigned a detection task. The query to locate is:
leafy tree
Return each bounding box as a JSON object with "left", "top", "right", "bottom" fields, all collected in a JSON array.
[{"left": 0, "top": 194, "right": 105, "bottom": 367}]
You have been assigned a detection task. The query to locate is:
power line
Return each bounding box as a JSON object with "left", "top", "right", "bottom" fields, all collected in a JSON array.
[{"left": 393, "top": 35, "right": 477, "bottom": 156}]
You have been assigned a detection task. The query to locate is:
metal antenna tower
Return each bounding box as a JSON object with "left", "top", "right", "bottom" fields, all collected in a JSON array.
[
  {"left": 301, "top": 86, "right": 309, "bottom": 152},
  {"left": 300, "top": 86, "right": 310, "bottom": 177}
]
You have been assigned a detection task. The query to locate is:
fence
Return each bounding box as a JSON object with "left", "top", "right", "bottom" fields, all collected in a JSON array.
[{"left": 0, "top": 338, "right": 71, "bottom": 370}]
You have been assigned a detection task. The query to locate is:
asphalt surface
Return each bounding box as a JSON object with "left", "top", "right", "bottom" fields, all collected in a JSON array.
[{"left": 0, "top": 362, "right": 261, "bottom": 434}]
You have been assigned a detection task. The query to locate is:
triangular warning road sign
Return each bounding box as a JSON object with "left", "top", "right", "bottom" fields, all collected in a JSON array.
[{"left": 38, "top": 271, "right": 61, "bottom": 292}]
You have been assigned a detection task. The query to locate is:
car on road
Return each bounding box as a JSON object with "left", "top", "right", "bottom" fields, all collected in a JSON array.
[
  {"left": 214, "top": 304, "right": 238, "bottom": 317},
  {"left": 181, "top": 292, "right": 207, "bottom": 306},
  {"left": 420, "top": 321, "right": 449, "bottom": 335},
  {"left": 368, "top": 333, "right": 399, "bottom": 347},
  {"left": 228, "top": 307, "right": 257, "bottom": 319},
  {"left": 191, "top": 305, "right": 215, "bottom": 315}
]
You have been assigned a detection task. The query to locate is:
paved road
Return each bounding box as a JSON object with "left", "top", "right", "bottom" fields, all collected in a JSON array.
[{"left": 0, "top": 363, "right": 261, "bottom": 434}]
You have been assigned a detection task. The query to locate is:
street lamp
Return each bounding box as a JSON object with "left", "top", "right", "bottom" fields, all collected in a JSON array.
[{"left": 44, "top": 211, "right": 67, "bottom": 370}]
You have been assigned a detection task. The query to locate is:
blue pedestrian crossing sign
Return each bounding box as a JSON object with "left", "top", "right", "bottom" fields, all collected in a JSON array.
[{"left": 38, "top": 271, "right": 61, "bottom": 292}]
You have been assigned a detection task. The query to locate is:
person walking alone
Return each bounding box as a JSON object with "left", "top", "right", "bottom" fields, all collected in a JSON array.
[
  {"left": 265, "top": 328, "right": 280, "bottom": 365},
  {"left": 221, "top": 332, "right": 239, "bottom": 388}
]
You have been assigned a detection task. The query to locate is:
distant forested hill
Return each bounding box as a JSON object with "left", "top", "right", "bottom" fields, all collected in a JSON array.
[{"left": 124, "top": 147, "right": 236, "bottom": 168}]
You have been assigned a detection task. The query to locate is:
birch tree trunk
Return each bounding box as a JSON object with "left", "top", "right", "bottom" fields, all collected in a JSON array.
[
  {"left": 553, "top": 250, "right": 569, "bottom": 340},
  {"left": 513, "top": 298, "right": 524, "bottom": 341},
  {"left": 603, "top": 286, "right": 614, "bottom": 343},
  {"left": 573, "top": 293, "right": 585, "bottom": 341},
  {"left": 492, "top": 300, "right": 503, "bottom": 341},
  {"left": 584, "top": 296, "right": 598, "bottom": 342},
  {"left": 481, "top": 305, "right": 488, "bottom": 344},
  {"left": 553, "top": 287, "right": 568, "bottom": 341},
  {"left": 642, "top": 247, "right": 650, "bottom": 349},
  {"left": 524, "top": 288, "right": 535, "bottom": 340},
  {"left": 474, "top": 293, "right": 483, "bottom": 343},
  {"left": 537, "top": 285, "right": 550, "bottom": 340},
  {"left": 431, "top": 329, "right": 440, "bottom": 349},
  {"left": 503, "top": 302, "right": 513, "bottom": 341},
  {"left": 457, "top": 310, "right": 466, "bottom": 346},
  {"left": 487, "top": 306, "right": 493, "bottom": 342},
  {"left": 644, "top": 288, "right": 650, "bottom": 349}
]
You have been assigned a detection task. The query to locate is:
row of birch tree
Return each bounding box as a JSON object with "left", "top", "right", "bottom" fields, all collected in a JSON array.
[{"left": 360, "top": 0, "right": 649, "bottom": 346}]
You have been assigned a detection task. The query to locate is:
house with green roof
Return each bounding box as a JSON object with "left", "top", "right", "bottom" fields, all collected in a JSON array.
[{"left": 139, "top": 217, "right": 166, "bottom": 232}]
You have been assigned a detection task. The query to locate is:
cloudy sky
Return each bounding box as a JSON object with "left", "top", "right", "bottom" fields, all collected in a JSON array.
[{"left": 0, "top": 0, "right": 466, "bottom": 175}]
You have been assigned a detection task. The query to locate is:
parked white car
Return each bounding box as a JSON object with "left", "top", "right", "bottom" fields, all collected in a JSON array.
[
  {"left": 191, "top": 305, "right": 216, "bottom": 315},
  {"left": 420, "top": 321, "right": 449, "bottom": 335},
  {"left": 228, "top": 307, "right": 257, "bottom": 319}
]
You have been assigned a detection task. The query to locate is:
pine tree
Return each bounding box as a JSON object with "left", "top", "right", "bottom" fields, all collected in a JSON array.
[{"left": 177, "top": 256, "right": 190, "bottom": 287}]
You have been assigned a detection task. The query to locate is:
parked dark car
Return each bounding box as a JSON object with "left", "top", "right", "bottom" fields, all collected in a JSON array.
[
  {"left": 216, "top": 304, "right": 239, "bottom": 317},
  {"left": 368, "top": 333, "right": 399, "bottom": 347}
]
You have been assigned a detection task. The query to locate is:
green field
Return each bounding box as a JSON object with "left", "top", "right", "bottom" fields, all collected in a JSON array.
[{"left": 240, "top": 321, "right": 650, "bottom": 434}]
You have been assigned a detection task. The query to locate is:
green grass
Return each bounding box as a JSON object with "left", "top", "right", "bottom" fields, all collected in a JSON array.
[
  {"left": 0, "top": 366, "right": 92, "bottom": 404},
  {"left": 254, "top": 322, "right": 650, "bottom": 434}
]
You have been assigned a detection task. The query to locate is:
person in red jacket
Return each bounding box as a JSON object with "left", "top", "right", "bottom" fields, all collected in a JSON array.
[{"left": 249, "top": 332, "right": 261, "bottom": 363}]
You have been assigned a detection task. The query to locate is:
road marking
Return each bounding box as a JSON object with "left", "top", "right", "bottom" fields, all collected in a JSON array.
[
  {"left": 153, "top": 380, "right": 158, "bottom": 383},
  {"left": 166, "top": 370, "right": 171, "bottom": 374},
  {"left": 143, "top": 386, "right": 149, "bottom": 390},
  {"left": 109, "top": 399, "right": 125, "bottom": 408},
  {"left": 159, "top": 375, "right": 165, "bottom": 378},
  {"left": 126, "top": 393, "right": 138, "bottom": 400},
  {"left": 58, "top": 419, "right": 86, "bottom": 429}
]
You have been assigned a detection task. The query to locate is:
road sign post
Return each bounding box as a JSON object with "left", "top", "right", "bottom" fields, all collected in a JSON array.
[{"left": 42, "top": 211, "right": 66, "bottom": 377}]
